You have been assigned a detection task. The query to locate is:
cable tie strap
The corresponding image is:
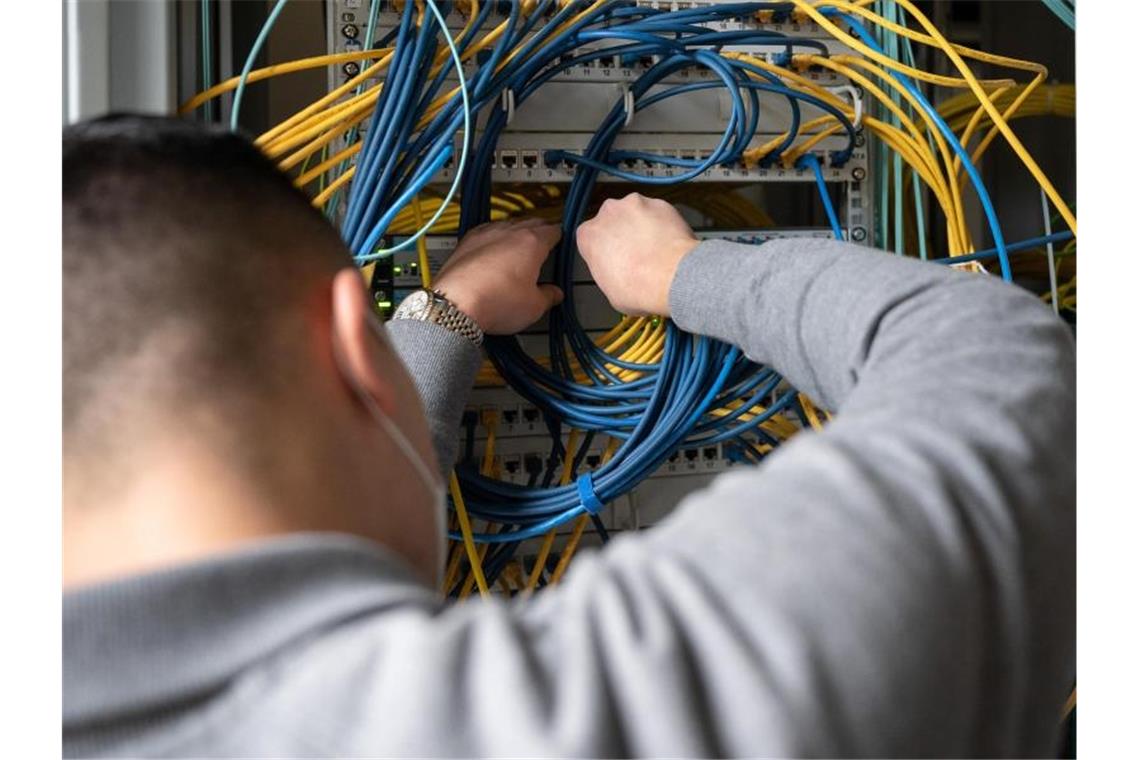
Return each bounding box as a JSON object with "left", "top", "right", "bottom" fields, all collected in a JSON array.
[
  {"left": 826, "top": 84, "right": 863, "bottom": 130},
  {"left": 501, "top": 89, "right": 516, "bottom": 125},
  {"left": 614, "top": 84, "right": 635, "bottom": 127},
  {"left": 576, "top": 472, "right": 604, "bottom": 515}
]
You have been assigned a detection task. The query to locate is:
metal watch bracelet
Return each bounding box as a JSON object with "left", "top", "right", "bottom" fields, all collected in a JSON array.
[{"left": 391, "top": 288, "right": 484, "bottom": 346}]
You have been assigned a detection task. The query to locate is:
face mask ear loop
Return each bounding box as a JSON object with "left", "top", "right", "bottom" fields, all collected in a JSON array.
[{"left": 330, "top": 323, "right": 448, "bottom": 585}]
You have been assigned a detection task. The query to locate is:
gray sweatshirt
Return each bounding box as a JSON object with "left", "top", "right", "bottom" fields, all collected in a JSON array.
[{"left": 63, "top": 238, "right": 1076, "bottom": 758}]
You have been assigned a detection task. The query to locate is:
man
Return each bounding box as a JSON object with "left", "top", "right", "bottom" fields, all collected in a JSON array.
[{"left": 64, "top": 115, "right": 1075, "bottom": 758}]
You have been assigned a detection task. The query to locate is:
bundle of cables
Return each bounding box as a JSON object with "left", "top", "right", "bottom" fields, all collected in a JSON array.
[
  {"left": 182, "top": 0, "right": 1078, "bottom": 594},
  {"left": 449, "top": 1, "right": 854, "bottom": 544}
]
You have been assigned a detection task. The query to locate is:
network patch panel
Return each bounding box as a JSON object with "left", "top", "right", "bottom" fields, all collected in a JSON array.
[
  {"left": 512, "top": 43, "right": 853, "bottom": 84},
  {"left": 374, "top": 228, "right": 842, "bottom": 321},
  {"left": 331, "top": 30, "right": 856, "bottom": 90},
  {"left": 455, "top": 408, "right": 791, "bottom": 549},
  {"left": 386, "top": 227, "right": 837, "bottom": 292},
  {"left": 462, "top": 386, "right": 794, "bottom": 456},
  {"left": 500, "top": 70, "right": 861, "bottom": 132},
  {"left": 324, "top": 5, "right": 865, "bottom": 136},
  {"left": 453, "top": 389, "right": 797, "bottom": 550},
  {"left": 329, "top": 0, "right": 843, "bottom": 79},
  {"left": 326, "top": 4, "right": 865, "bottom": 146},
  {"left": 483, "top": 133, "right": 867, "bottom": 182},
  {"left": 465, "top": 432, "right": 737, "bottom": 485},
  {"left": 339, "top": 101, "right": 867, "bottom": 188}
]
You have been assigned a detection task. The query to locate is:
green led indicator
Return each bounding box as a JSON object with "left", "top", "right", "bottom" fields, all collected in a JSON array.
[{"left": 393, "top": 265, "right": 403, "bottom": 275}]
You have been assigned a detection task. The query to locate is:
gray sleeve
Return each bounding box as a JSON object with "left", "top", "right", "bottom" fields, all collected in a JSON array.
[
  {"left": 491, "top": 238, "right": 1073, "bottom": 757},
  {"left": 385, "top": 319, "right": 482, "bottom": 473},
  {"left": 342, "top": 239, "right": 1072, "bottom": 757}
]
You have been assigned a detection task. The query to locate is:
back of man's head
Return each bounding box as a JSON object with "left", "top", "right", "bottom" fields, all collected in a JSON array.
[{"left": 64, "top": 114, "right": 350, "bottom": 481}]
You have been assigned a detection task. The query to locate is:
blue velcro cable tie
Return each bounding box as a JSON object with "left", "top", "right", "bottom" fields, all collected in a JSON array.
[{"left": 576, "top": 472, "right": 604, "bottom": 515}]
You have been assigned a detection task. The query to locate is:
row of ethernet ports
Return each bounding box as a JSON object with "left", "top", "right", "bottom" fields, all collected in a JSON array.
[
  {"left": 490, "top": 151, "right": 737, "bottom": 171},
  {"left": 490, "top": 445, "right": 724, "bottom": 481}
]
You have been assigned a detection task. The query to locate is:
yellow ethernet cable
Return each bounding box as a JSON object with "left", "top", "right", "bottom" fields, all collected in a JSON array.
[
  {"left": 548, "top": 437, "right": 621, "bottom": 584},
  {"left": 449, "top": 472, "right": 489, "bottom": 598},
  {"left": 178, "top": 48, "right": 393, "bottom": 115},
  {"left": 525, "top": 428, "right": 581, "bottom": 593},
  {"left": 411, "top": 196, "right": 434, "bottom": 289}
]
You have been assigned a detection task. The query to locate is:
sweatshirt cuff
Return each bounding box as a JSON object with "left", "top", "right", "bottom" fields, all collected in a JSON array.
[{"left": 385, "top": 319, "right": 482, "bottom": 472}]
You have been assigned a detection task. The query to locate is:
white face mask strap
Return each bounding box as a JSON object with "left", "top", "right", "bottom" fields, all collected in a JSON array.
[
  {"left": 362, "top": 392, "right": 442, "bottom": 503},
  {"left": 329, "top": 325, "right": 440, "bottom": 489},
  {"left": 330, "top": 325, "right": 447, "bottom": 581}
]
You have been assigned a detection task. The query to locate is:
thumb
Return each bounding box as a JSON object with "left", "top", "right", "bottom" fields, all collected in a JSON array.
[{"left": 538, "top": 283, "right": 564, "bottom": 309}]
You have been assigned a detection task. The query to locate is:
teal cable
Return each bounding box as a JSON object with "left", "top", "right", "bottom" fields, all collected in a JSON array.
[
  {"left": 362, "top": 0, "right": 382, "bottom": 49},
  {"left": 887, "top": 2, "right": 904, "bottom": 256},
  {"left": 910, "top": 167, "right": 927, "bottom": 259},
  {"left": 894, "top": 8, "right": 927, "bottom": 259},
  {"left": 873, "top": 1, "right": 904, "bottom": 254},
  {"left": 874, "top": 2, "right": 891, "bottom": 249},
  {"left": 201, "top": 0, "right": 213, "bottom": 122},
  {"left": 1041, "top": 0, "right": 1075, "bottom": 30},
  {"left": 231, "top": 0, "right": 290, "bottom": 132},
  {"left": 881, "top": 2, "right": 936, "bottom": 256},
  {"left": 873, "top": 2, "right": 928, "bottom": 259},
  {"left": 891, "top": 100, "right": 904, "bottom": 253}
]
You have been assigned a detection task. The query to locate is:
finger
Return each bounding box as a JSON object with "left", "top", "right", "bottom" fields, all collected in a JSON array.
[
  {"left": 538, "top": 283, "right": 564, "bottom": 309},
  {"left": 518, "top": 284, "right": 564, "bottom": 329},
  {"left": 573, "top": 229, "right": 588, "bottom": 260},
  {"left": 452, "top": 220, "right": 512, "bottom": 256},
  {"left": 527, "top": 223, "right": 563, "bottom": 251},
  {"left": 510, "top": 217, "right": 549, "bottom": 229},
  {"left": 463, "top": 220, "right": 509, "bottom": 242},
  {"left": 575, "top": 219, "right": 595, "bottom": 253}
]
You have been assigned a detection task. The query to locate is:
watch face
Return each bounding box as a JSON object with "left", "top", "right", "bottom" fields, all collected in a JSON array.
[{"left": 397, "top": 289, "right": 431, "bottom": 319}]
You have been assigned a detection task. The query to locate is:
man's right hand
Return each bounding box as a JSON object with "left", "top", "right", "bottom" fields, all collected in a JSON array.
[
  {"left": 432, "top": 218, "right": 563, "bottom": 335},
  {"left": 575, "top": 193, "right": 700, "bottom": 316}
]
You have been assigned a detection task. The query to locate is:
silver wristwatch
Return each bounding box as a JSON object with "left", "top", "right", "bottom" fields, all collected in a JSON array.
[{"left": 391, "top": 289, "right": 484, "bottom": 346}]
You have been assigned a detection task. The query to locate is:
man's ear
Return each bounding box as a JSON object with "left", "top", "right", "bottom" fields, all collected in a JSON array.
[{"left": 329, "top": 267, "right": 398, "bottom": 417}]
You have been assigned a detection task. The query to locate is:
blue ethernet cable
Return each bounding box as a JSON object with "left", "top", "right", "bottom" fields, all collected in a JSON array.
[
  {"left": 932, "top": 232, "right": 1074, "bottom": 266},
  {"left": 799, "top": 153, "right": 845, "bottom": 240}
]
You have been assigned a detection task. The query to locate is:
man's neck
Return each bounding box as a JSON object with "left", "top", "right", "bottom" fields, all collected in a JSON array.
[
  {"left": 64, "top": 430, "right": 438, "bottom": 590},
  {"left": 64, "top": 451, "right": 304, "bottom": 589}
]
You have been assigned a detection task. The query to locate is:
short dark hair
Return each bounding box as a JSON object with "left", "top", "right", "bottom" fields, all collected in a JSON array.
[{"left": 64, "top": 114, "right": 351, "bottom": 448}]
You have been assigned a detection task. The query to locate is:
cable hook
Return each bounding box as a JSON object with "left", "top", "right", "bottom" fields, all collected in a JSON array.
[{"left": 826, "top": 84, "right": 863, "bottom": 130}]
